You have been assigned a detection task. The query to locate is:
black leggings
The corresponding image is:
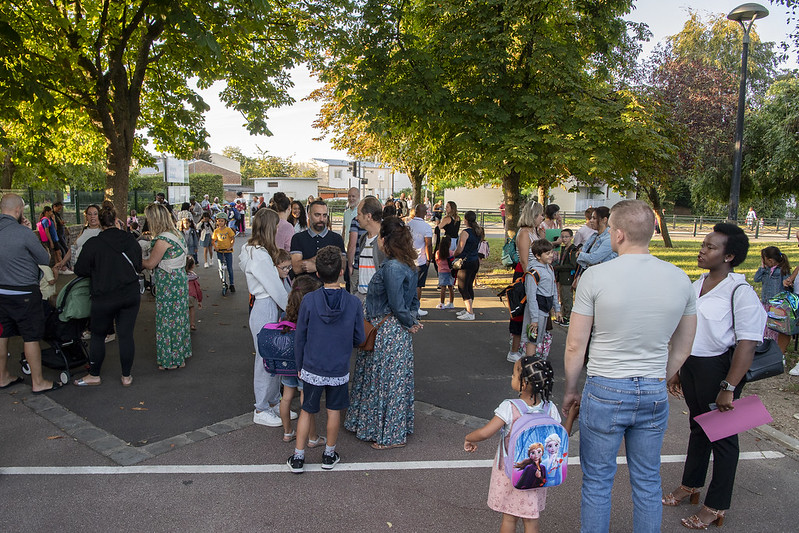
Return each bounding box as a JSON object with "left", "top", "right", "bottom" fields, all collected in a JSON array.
[
  {"left": 457, "top": 259, "right": 480, "bottom": 301},
  {"left": 679, "top": 354, "right": 744, "bottom": 510},
  {"left": 89, "top": 289, "right": 141, "bottom": 377}
]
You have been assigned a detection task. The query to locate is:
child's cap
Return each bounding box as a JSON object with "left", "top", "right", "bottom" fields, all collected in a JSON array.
[{"left": 519, "top": 356, "right": 554, "bottom": 402}]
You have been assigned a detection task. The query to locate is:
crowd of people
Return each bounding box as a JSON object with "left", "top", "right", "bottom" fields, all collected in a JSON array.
[{"left": 1, "top": 189, "right": 792, "bottom": 532}]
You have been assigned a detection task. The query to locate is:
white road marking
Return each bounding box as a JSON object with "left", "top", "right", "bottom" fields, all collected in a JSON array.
[{"left": 0, "top": 451, "right": 784, "bottom": 475}]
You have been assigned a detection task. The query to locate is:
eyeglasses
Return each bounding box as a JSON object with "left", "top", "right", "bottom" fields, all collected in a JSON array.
[{"left": 279, "top": 265, "right": 292, "bottom": 272}]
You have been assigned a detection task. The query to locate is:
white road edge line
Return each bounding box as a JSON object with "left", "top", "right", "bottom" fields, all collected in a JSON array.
[{"left": 0, "top": 451, "right": 784, "bottom": 475}]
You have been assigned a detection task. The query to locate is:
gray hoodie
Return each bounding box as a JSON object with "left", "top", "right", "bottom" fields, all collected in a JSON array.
[{"left": 0, "top": 214, "right": 50, "bottom": 289}]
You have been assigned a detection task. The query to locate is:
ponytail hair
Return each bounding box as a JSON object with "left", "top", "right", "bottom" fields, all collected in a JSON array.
[
  {"left": 762, "top": 246, "right": 791, "bottom": 277},
  {"left": 464, "top": 210, "right": 484, "bottom": 241}
]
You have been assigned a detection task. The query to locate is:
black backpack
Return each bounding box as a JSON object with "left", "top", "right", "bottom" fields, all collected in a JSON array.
[{"left": 498, "top": 269, "right": 540, "bottom": 318}]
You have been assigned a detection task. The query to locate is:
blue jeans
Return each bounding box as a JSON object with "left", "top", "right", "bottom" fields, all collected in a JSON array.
[
  {"left": 579, "top": 376, "right": 669, "bottom": 533},
  {"left": 217, "top": 252, "right": 234, "bottom": 286}
]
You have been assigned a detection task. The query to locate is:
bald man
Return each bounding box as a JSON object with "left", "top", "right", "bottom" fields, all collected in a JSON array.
[{"left": 0, "top": 194, "right": 62, "bottom": 393}]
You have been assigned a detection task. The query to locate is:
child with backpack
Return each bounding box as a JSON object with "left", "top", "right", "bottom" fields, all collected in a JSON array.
[
  {"left": 435, "top": 235, "right": 455, "bottom": 309},
  {"left": 523, "top": 239, "right": 561, "bottom": 358},
  {"left": 464, "top": 356, "right": 564, "bottom": 533},
  {"left": 553, "top": 229, "right": 578, "bottom": 325},
  {"left": 755, "top": 245, "right": 792, "bottom": 351},
  {"left": 288, "top": 246, "right": 365, "bottom": 473}
]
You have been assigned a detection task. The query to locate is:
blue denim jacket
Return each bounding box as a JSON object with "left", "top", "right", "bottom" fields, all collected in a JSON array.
[
  {"left": 365, "top": 259, "right": 420, "bottom": 328},
  {"left": 577, "top": 228, "right": 617, "bottom": 268},
  {"left": 754, "top": 266, "right": 788, "bottom": 303}
]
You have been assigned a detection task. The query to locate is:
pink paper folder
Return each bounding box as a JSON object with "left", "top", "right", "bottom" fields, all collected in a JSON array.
[{"left": 694, "top": 395, "right": 773, "bottom": 442}]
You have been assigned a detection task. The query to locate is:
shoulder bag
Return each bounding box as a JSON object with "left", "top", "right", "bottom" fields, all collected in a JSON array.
[
  {"left": 359, "top": 315, "right": 390, "bottom": 352},
  {"left": 730, "top": 284, "right": 785, "bottom": 382}
]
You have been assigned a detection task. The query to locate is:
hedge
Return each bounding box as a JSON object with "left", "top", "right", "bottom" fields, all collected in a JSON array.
[{"left": 189, "top": 174, "right": 224, "bottom": 201}]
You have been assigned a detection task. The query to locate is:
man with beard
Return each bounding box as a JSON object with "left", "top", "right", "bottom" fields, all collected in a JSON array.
[{"left": 291, "top": 200, "right": 345, "bottom": 278}]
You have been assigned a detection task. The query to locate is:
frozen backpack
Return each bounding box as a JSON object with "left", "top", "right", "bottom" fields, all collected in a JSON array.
[
  {"left": 257, "top": 320, "right": 297, "bottom": 376},
  {"left": 501, "top": 399, "right": 568, "bottom": 489},
  {"left": 766, "top": 291, "right": 799, "bottom": 335}
]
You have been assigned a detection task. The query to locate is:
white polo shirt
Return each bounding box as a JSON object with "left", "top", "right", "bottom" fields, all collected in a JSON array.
[{"left": 691, "top": 273, "right": 766, "bottom": 358}]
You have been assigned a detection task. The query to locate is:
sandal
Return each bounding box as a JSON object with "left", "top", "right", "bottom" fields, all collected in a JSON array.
[
  {"left": 663, "top": 485, "right": 701, "bottom": 506},
  {"left": 371, "top": 442, "right": 406, "bottom": 450},
  {"left": 283, "top": 430, "right": 296, "bottom": 443},
  {"left": 681, "top": 506, "right": 725, "bottom": 529},
  {"left": 73, "top": 377, "right": 101, "bottom": 387},
  {"left": 307, "top": 436, "right": 326, "bottom": 448}
]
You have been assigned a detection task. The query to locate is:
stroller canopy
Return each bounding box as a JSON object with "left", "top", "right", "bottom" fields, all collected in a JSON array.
[{"left": 56, "top": 277, "right": 91, "bottom": 322}]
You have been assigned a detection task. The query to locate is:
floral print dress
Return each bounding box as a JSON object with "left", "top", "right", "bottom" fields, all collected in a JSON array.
[{"left": 152, "top": 234, "right": 191, "bottom": 368}]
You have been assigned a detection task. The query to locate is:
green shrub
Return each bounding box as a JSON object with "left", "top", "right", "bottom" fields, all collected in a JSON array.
[{"left": 189, "top": 174, "right": 224, "bottom": 201}]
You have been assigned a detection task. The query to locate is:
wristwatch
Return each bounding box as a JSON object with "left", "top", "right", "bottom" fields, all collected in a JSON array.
[{"left": 719, "top": 380, "right": 736, "bottom": 392}]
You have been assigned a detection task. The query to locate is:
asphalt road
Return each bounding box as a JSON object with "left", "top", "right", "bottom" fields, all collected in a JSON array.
[{"left": 2, "top": 236, "right": 798, "bottom": 532}]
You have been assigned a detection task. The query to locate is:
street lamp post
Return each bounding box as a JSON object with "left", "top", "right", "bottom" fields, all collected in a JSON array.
[{"left": 727, "top": 3, "right": 769, "bottom": 223}]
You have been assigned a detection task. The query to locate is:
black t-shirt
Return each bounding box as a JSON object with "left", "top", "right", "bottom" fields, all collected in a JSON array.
[{"left": 290, "top": 228, "right": 345, "bottom": 261}]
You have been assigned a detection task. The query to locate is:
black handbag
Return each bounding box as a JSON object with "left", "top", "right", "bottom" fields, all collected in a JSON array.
[{"left": 730, "top": 284, "right": 785, "bottom": 382}]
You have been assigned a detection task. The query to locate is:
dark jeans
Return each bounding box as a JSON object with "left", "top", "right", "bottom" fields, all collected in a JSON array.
[
  {"left": 456, "top": 259, "right": 479, "bottom": 301},
  {"left": 679, "top": 353, "right": 744, "bottom": 510},
  {"left": 89, "top": 290, "right": 141, "bottom": 377}
]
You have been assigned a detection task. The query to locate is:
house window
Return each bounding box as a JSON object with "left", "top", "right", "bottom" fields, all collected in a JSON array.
[{"left": 268, "top": 182, "right": 279, "bottom": 188}]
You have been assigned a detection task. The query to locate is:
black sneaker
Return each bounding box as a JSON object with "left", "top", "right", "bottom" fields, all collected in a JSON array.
[
  {"left": 229, "top": 284, "right": 236, "bottom": 293},
  {"left": 321, "top": 451, "right": 340, "bottom": 470},
  {"left": 287, "top": 454, "right": 304, "bottom": 474}
]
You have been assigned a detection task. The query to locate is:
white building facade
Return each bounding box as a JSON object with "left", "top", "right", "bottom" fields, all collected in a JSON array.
[{"left": 314, "top": 158, "right": 412, "bottom": 199}]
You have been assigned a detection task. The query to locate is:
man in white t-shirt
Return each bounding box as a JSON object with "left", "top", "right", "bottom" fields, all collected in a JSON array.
[
  {"left": 562, "top": 200, "right": 697, "bottom": 533},
  {"left": 407, "top": 204, "right": 433, "bottom": 316}
]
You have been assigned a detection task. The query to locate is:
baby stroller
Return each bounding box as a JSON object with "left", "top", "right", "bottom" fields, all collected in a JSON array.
[{"left": 21, "top": 277, "right": 91, "bottom": 384}]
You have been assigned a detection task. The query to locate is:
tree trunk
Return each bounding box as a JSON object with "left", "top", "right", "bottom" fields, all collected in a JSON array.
[
  {"left": 1, "top": 148, "right": 16, "bottom": 189},
  {"left": 646, "top": 186, "right": 673, "bottom": 248},
  {"left": 105, "top": 137, "right": 131, "bottom": 217},
  {"left": 538, "top": 180, "right": 550, "bottom": 207},
  {"left": 409, "top": 167, "right": 424, "bottom": 206},
  {"left": 502, "top": 169, "right": 522, "bottom": 239}
]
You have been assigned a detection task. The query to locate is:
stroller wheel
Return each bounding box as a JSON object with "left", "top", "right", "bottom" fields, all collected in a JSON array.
[
  {"left": 21, "top": 358, "right": 31, "bottom": 375},
  {"left": 59, "top": 371, "right": 70, "bottom": 385}
]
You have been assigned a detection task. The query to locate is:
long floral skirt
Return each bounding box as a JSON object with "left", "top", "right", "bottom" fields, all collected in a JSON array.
[
  {"left": 154, "top": 268, "right": 191, "bottom": 368},
  {"left": 345, "top": 314, "right": 414, "bottom": 446}
]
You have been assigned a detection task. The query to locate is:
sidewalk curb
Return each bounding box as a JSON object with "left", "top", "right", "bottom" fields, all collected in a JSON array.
[{"left": 754, "top": 424, "right": 799, "bottom": 454}]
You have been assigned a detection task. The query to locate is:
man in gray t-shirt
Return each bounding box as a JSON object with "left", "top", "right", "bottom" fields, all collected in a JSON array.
[{"left": 562, "top": 200, "right": 696, "bottom": 533}]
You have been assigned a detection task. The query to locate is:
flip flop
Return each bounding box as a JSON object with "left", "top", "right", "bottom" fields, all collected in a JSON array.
[
  {"left": 0, "top": 376, "right": 24, "bottom": 389},
  {"left": 33, "top": 381, "right": 65, "bottom": 394},
  {"left": 371, "top": 442, "right": 406, "bottom": 450},
  {"left": 307, "top": 436, "right": 327, "bottom": 448},
  {"left": 73, "top": 377, "right": 101, "bottom": 387}
]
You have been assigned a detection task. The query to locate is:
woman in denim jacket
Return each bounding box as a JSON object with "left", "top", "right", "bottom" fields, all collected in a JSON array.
[{"left": 345, "top": 216, "right": 422, "bottom": 450}]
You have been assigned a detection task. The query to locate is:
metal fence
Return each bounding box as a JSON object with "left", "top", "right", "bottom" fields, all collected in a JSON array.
[{"left": 1, "top": 187, "right": 167, "bottom": 226}]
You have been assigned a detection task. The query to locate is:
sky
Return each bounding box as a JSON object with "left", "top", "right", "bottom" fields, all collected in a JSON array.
[{"left": 193, "top": 0, "right": 797, "bottom": 164}]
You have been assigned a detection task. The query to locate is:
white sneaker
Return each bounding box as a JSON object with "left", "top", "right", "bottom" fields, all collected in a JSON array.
[
  {"left": 417, "top": 309, "right": 429, "bottom": 316},
  {"left": 271, "top": 404, "right": 298, "bottom": 420},
  {"left": 457, "top": 312, "right": 475, "bottom": 321},
  {"left": 456, "top": 309, "right": 468, "bottom": 316},
  {"left": 253, "top": 408, "right": 282, "bottom": 427},
  {"left": 444, "top": 303, "right": 454, "bottom": 309},
  {"left": 105, "top": 334, "right": 116, "bottom": 343},
  {"left": 60, "top": 269, "right": 74, "bottom": 275},
  {"left": 789, "top": 362, "right": 799, "bottom": 376},
  {"left": 507, "top": 351, "right": 523, "bottom": 363},
  {"left": 204, "top": 262, "right": 209, "bottom": 268},
  {"left": 435, "top": 303, "right": 446, "bottom": 310}
]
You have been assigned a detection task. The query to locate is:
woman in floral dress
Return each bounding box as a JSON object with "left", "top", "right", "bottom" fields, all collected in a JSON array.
[
  {"left": 345, "top": 216, "right": 423, "bottom": 449},
  {"left": 143, "top": 203, "right": 191, "bottom": 369}
]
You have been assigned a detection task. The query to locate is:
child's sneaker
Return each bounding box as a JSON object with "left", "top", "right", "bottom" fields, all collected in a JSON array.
[
  {"left": 435, "top": 303, "right": 446, "bottom": 310},
  {"left": 287, "top": 454, "right": 304, "bottom": 474},
  {"left": 229, "top": 284, "right": 236, "bottom": 293},
  {"left": 507, "top": 350, "right": 523, "bottom": 363},
  {"left": 444, "top": 303, "right": 454, "bottom": 309},
  {"left": 321, "top": 451, "right": 340, "bottom": 470}
]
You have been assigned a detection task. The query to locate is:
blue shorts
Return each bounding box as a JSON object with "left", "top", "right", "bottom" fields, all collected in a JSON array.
[
  {"left": 281, "top": 375, "right": 303, "bottom": 390},
  {"left": 301, "top": 381, "right": 349, "bottom": 413},
  {"left": 438, "top": 271, "right": 454, "bottom": 287}
]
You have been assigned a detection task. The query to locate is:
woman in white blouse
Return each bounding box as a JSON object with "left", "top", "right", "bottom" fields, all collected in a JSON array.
[{"left": 663, "top": 223, "right": 766, "bottom": 530}]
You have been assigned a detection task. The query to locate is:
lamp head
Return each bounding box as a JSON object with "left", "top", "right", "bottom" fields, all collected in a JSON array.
[{"left": 727, "top": 3, "right": 769, "bottom": 23}]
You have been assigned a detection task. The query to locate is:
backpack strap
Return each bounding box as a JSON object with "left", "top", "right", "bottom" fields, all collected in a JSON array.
[{"left": 528, "top": 268, "right": 540, "bottom": 284}]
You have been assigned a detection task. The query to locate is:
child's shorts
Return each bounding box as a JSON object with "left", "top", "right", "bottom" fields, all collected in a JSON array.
[
  {"left": 301, "top": 381, "right": 349, "bottom": 413},
  {"left": 438, "top": 271, "right": 454, "bottom": 288},
  {"left": 281, "top": 375, "right": 303, "bottom": 390},
  {"left": 188, "top": 295, "right": 197, "bottom": 308}
]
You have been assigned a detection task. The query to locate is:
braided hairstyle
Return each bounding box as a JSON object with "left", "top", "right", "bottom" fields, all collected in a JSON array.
[{"left": 518, "top": 356, "right": 554, "bottom": 403}]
